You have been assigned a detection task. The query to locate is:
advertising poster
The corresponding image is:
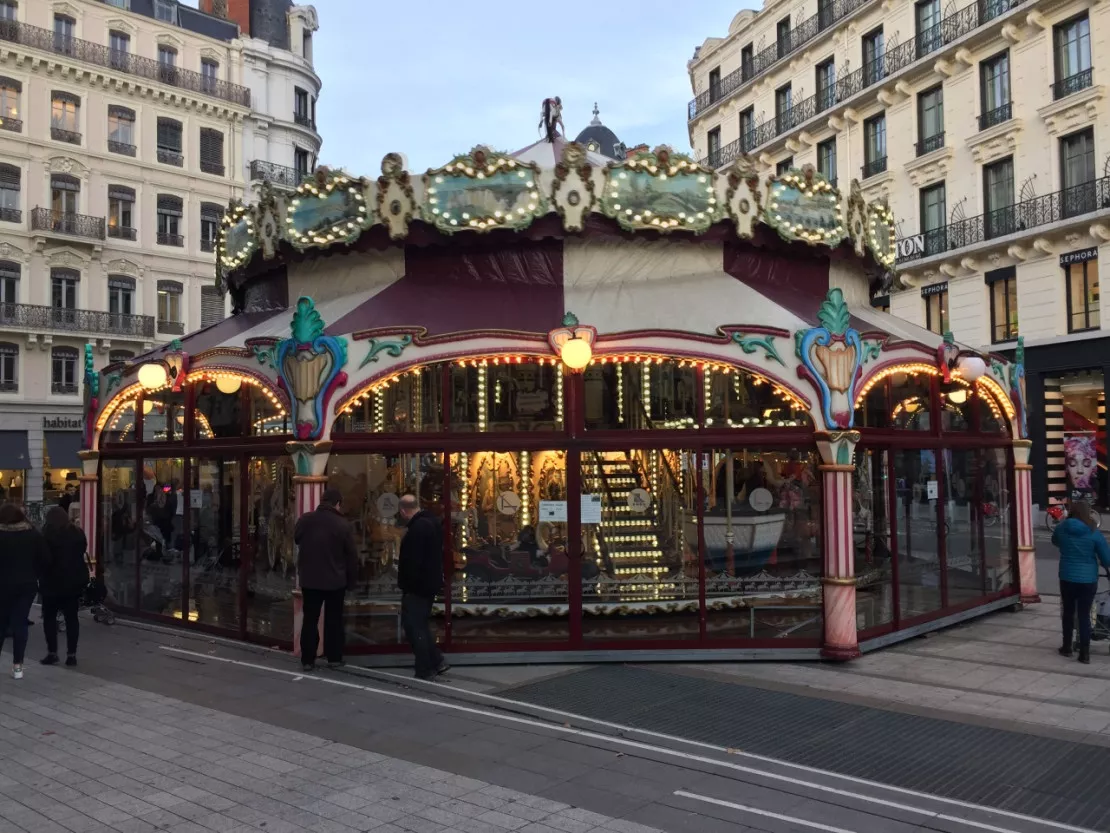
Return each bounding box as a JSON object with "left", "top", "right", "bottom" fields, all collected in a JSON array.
[{"left": 1065, "top": 431, "right": 1098, "bottom": 502}]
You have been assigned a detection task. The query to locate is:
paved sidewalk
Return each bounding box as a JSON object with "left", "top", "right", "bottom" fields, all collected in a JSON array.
[{"left": 0, "top": 669, "right": 664, "bottom": 833}]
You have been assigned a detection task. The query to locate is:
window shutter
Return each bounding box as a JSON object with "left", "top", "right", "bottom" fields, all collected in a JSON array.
[
  {"left": 0, "top": 164, "right": 19, "bottom": 188},
  {"left": 52, "top": 346, "right": 78, "bottom": 358},
  {"left": 157, "top": 194, "right": 183, "bottom": 216},
  {"left": 108, "top": 275, "right": 135, "bottom": 290},
  {"left": 108, "top": 105, "right": 135, "bottom": 121},
  {"left": 0, "top": 261, "right": 19, "bottom": 280},
  {"left": 109, "top": 350, "right": 134, "bottom": 364},
  {"left": 157, "top": 280, "right": 183, "bottom": 294},
  {"left": 200, "top": 285, "right": 225, "bottom": 327},
  {"left": 51, "top": 90, "right": 80, "bottom": 106},
  {"left": 157, "top": 117, "right": 182, "bottom": 151},
  {"left": 0, "top": 76, "right": 21, "bottom": 93},
  {"left": 108, "top": 184, "right": 135, "bottom": 201},
  {"left": 200, "top": 202, "right": 222, "bottom": 220},
  {"left": 51, "top": 174, "right": 80, "bottom": 192},
  {"left": 50, "top": 267, "right": 80, "bottom": 282},
  {"left": 199, "top": 128, "right": 223, "bottom": 164}
]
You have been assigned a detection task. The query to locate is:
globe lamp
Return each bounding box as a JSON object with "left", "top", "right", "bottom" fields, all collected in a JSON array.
[
  {"left": 561, "top": 337, "right": 592, "bottom": 371},
  {"left": 138, "top": 362, "right": 167, "bottom": 390},
  {"left": 216, "top": 375, "right": 242, "bottom": 395}
]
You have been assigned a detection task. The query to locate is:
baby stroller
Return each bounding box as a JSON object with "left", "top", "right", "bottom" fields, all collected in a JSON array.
[{"left": 57, "top": 555, "right": 115, "bottom": 632}]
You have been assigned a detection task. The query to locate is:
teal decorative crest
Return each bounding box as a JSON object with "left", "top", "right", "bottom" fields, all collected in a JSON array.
[
  {"left": 217, "top": 200, "right": 257, "bottom": 278},
  {"left": 861, "top": 340, "right": 882, "bottom": 363},
  {"left": 82, "top": 344, "right": 98, "bottom": 449},
  {"left": 104, "top": 371, "right": 122, "bottom": 396},
  {"left": 422, "top": 146, "right": 546, "bottom": 234},
  {"left": 731, "top": 332, "right": 784, "bottom": 366},
  {"left": 1009, "top": 336, "right": 1027, "bottom": 438},
  {"left": 765, "top": 165, "right": 845, "bottom": 247},
  {"left": 359, "top": 335, "right": 413, "bottom": 369},
  {"left": 601, "top": 146, "right": 718, "bottom": 233},
  {"left": 251, "top": 342, "right": 278, "bottom": 369},
  {"left": 795, "top": 288, "right": 862, "bottom": 429},
  {"left": 285, "top": 168, "right": 371, "bottom": 251}
]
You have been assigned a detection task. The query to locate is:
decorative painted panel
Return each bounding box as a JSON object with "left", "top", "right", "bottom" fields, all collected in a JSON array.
[
  {"left": 421, "top": 146, "right": 546, "bottom": 234},
  {"left": 765, "top": 166, "right": 846, "bottom": 247},
  {"left": 285, "top": 168, "right": 372, "bottom": 251},
  {"left": 600, "top": 146, "right": 718, "bottom": 233}
]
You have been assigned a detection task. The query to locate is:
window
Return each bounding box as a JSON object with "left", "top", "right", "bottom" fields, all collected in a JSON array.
[
  {"left": 863, "top": 114, "right": 886, "bottom": 177},
  {"left": 708, "top": 68, "right": 722, "bottom": 104},
  {"left": 920, "top": 182, "right": 947, "bottom": 256},
  {"left": 200, "top": 202, "right": 221, "bottom": 252},
  {"left": 51, "top": 347, "right": 78, "bottom": 395},
  {"left": 294, "top": 147, "right": 311, "bottom": 181},
  {"left": 741, "top": 44, "right": 754, "bottom": 81},
  {"left": 739, "top": 106, "right": 754, "bottom": 151},
  {"left": 776, "top": 16, "right": 791, "bottom": 58},
  {"left": 50, "top": 174, "right": 79, "bottom": 216},
  {"left": 108, "top": 350, "right": 133, "bottom": 364},
  {"left": 201, "top": 59, "right": 219, "bottom": 92},
  {"left": 0, "top": 76, "right": 20, "bottom": 132},
  {"left": 157, "top": 117, "right": 183, "bottom": 166},
  {"left": 979, "top": 51, "right": 1011, "bottom": 129},
  {"left": 818, "top": 0, "right": 835, "bottom": 29},
  {"left": 0, "top": 2, "right": 16, "bottom": 22},
  {"left": 107, "top": 105, "right": 135, "bottom": 155},
  {"left": 0, "top": 342, "right": 17, "bottom": 392},
  {"left": 816, "top": 58, "right": 836, "bottom": 112},
  {"left": 109, "top": 30, "right": 130, "bottom": 70},
  {"left": 1061, "top": 128, "right": 1096, "bottom": 217},
  {"left": 157, "top": 281, "right": 183, "bottom": 332},
  {"left": 199, "top": 128, "right": 224, "bottom": 176},
  {"left": 157, "top": 46, "right": 178, "bottom": 85},
  {"left": 50, "top": 268, "right": 78, "bottom": 329},
  {"left": 105, "top": 0, "right": 128, "bottom": 7},
  {"left": 776, "top": 157, "right": 794, "bottom": 176},
  {"left": 916, "top": 85, "right": 944, "bottom": 156},
  {"left": 983, "top": 157, "right": 1014, "bottom": 239},
  {"left": 108, "top": 276, "right": 134, "bottom": 317},
  {"left": 50, "top": 91, "right": 80, "bottom": 144},
  {"left": 108, "top": 185, "right": 135, "bottom": 240},
  {"left": 0, "top": 163, "right": 18, "bottom": 222},
  {"left": 294, "top": 87, "right": 311, "bottom": 126},
  {"left": 157, "top": 195, "right": 183, "bottom": 246},
  {"left": 0, "top": 261, "right": 17, "bottom": 306},
  {"left": 1054, "top": 14, "right": 1092, "bottom": 99},
  {"left": 817, "top": 138, "right": 837, "bottom": 184},
  {"left": 924, "top": 287, "right": 949, "bottom": 335},
  {"left": 863, "top": 27, "right": 884, "bottom": 86},
  {"left": 154, "top": 0, "right": 176, "bottom": 24},
  {"left": 201, "top": 285, "right": 224, "bottom": 328},
  {"left": 302, "top": 29, "right": 312, "bottom": 62},
  {"left": 706, "top": 127, "right": 721, "bottom": 167},
  {"left": 988, "top": 268, "right": 1018, "bottom": 342},
  {"left": 53, "top": 15, "right": 75, "bottom": 56},
  {"left": 775, "top": 83, "right": 792, "bottom": 133},
  {"left": 915, "top": 0, "right": 942, "bottom": 57},
  {"left": 1066, "top": 253, "right": 1100, "bottom": 332}
]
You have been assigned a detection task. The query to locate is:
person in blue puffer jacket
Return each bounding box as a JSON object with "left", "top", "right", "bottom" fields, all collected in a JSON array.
[{"left": 1052, "top": 500, "right": 1110, "bottom": 664}]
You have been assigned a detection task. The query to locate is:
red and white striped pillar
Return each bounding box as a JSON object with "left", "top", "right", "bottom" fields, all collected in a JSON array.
[
  {"left": 287, "top": 440, "right": 333, "bottom": 658},
  {"left": 77, "top": 450, "right": 98, "bottom": 573},
  {"left": 820, "top": 462, "right": 860, "bottom": 660},
  {"left": 1013, "top": 439, "right": 1039, "bottom": 604}
]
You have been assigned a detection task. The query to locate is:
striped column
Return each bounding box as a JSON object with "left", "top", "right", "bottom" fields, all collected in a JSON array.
[
  {"left": 1013, "top": 440, "right": 1039, "bottom": 604},
  {"left": 821, "top": 463, "right": 859, "bottom": 660},
  {"left": 1043, "top": 378, "right": 1066, "bottom": 506},
  {"left": 77, "top": 450, "right": 98, "bottom": 574},
  {"left": 291, "top": 474, "right": 328, "bottom": 658}
]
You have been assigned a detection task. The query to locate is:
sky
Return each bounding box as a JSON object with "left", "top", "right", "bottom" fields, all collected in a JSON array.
[{"left": 303, "top": 0, "right": 756, "bottom": 173}]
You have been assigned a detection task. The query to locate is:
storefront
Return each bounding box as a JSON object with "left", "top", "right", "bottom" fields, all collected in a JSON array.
[{"left": 81, "top": 139, "right": 1037, "bottom": 661}]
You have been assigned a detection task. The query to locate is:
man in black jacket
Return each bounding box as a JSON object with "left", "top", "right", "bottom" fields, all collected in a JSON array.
[
  {"left": 294, "top": 488, "right": 357, "bottom": 671},
  {"left": 398, "top": 494, "right": 448, "bottom": 680}
]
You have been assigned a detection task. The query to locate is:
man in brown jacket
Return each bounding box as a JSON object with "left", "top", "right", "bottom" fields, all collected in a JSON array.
[{"left": 294, "top": 488, "right": 357, "bottom": 670}]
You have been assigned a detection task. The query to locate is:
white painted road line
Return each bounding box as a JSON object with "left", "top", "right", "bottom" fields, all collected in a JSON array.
[{"left": 160, "top": 646, "right": 1097, "bottom": 833}]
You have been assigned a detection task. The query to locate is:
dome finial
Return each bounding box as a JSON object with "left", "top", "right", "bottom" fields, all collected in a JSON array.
[{"left": 590, "top": 102, "right": 601, "bottom": 125}]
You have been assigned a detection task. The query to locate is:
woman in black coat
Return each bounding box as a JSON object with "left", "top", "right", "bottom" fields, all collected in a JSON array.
[
  {"left": 40, "top": 505, "right": 89, "bottom": 667},
  {"left": 0, "top": 502, "right": 50, "bottom": 679}
]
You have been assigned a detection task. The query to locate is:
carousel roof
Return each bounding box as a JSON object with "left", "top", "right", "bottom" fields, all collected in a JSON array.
[{"left": 511, "top": 135, "right": 613, "bottom": 167}]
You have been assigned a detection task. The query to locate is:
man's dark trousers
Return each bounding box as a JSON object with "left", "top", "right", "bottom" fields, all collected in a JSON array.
[
  {"left": 400, "top": 593, "right": 442, "bottom": 677},
  {"left": 301, "top": 587, "right": 345, "bottom": 664}
]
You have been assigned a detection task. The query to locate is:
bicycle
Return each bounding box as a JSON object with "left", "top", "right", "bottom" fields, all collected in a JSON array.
[{"left": 1046, "top": 503, "right": 1103, "bottom": 532}]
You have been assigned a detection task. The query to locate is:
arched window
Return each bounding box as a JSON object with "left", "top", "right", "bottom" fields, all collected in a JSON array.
[
  {"left": 157, "top": 279, "right": 183, "bottom": 334},
  {"left": 50, "top": 90, "right": 81, "bottom": 144},
  {"left": 0, "top": 259, "right": 18, "bottom": 305},
  {"left": 156, "top": 117, "right": 182, "bottom": 166},
  {"left": 0, "top": 75, "right": 21, "bottom": 133},
  {"left": 0, "top": 163, "right": 19, "bottom": 222},
  {"left": 50, "top": 346, "right": 79, "bottom": 395},
  {"left": 0, "top": 340, "right": 17, "bottom": 392},
  {"left": 156, "top": 195, "right": 183, "bottom": 247}
]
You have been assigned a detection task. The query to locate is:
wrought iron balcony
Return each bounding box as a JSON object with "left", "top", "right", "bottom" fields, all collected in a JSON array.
[
  {"left": 108, "top": 225, "right": 136, "bottom": 241},
  {"left": 51, "top": 127, "right": 81, "bottom": 145},
  {"left": 51, "top": 382, "right": 78, "bottom": 396},
  {"left": 916, "top": 132, "right": 945, "bottom": 157},
  {"left": 249, "top": 159, "right": 304, "bottom": 189},
  {"left": 0, "top": 380, "right": 16, "bottom": 393},
  {"left": 0, "top": 302, "right": 154, "bottom": 338},
  {"left": 0, "top": 19, "right": 250, "bottom": 107},
  {"left": 294, "top": 112, "right": 316, "bottom": 129},
  {"left": 108, "top": 140, "right": 136, "bottom": 156},
  {"left": 157, "top": 149, "right": 183, "bottom": 167},
  {"left": 158, "top": 320, "right": 185, "bottom": 335},
  {"left": 897, "top": 175, "right": 1110, "bottom": 265},
  {"left": 0, "top": 208, "right": 20, "bottom": 223},
  {"left": 687, "top": 0, "right": 874, "bottom": 120},
  {"left": 200, "top": 238, "right": 215, "bottom": 253},
  {"left": 31, "top": 208, "right": 105, "bottom": 241},
  {"left": 157, "top": 233, "right": 184, "bottom": 247},
  {"left": 0, "top": 117, "right": 21, "bottom": 133},
  {"left": 1053, "top": 68, "right": 1093, "bottom": 101},
  {"left": 200, "top": 160, "right": 225, "bottom": 177},
  {"left": 978, "top": 102, "right": 1012, "bottom": 131},
  {"left": 861, "top": 157, "right": 887, "bottom": 179}
]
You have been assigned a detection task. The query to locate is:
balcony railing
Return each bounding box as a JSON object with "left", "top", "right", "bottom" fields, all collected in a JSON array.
[
  {"left": 158, "top": 320, "right": 185, "bottom": 335},
  {"left": 978, "top": 102, "right": 1012, "bottom": 131},
  {"left": 31, "top": 208, "right": 105, "bottom": 241},
  {"left": 200, "top": 238, "right": 215, "bottom": 253},
  {"left": 1053, "top": 68, "right": 1093, "bottom": 101},
  {"left": 157, "top": 149, "right": 183, "bottom": 167},
  {"left": 0, "top": 208, "right": 20, "bottom": 223},
  {"left": 108, "top": 225, "right": 136, "bottom": 241},
  {"left": 249, "top": 159, "right": 304, "bottom": 189},
  {"left": 0, "top": 20, "right": 250, "bottom": 107},
  {"left": 0, "top": 302, "right": 154, "bottom": 338},
  {"left": 897, "top": 175, "right": 1110, "bottom": 264},
  {"left": 916, "top": 132, "right": 945, "bottom": 157},
  {"left": 294, "top": 112, "right": 316, "bottom": 129},
  {"left": 52, "top": 382, "right": 78, "bottom": 396},
  {"left": 700, "top": 0, "right": 1033, "bottom": 163},
  {"left": 861, "top": 157, "right": 887, "bottom": 179},
  {"left": 0, "top": 380, "right": 16, "bottom": 393},
  {"left": 51, "top": 127, "right": 80, "bottom": 145},
  {"left": 687, "top": 0, "right": 874, "bottom": 120},
  {"left": 157, "top": 232, "right": 184, "bottom": 247},
  {"left": 108, "top": 140, "right": 136, "bottom": 156},
  {"left": 200, "top": 160, "right": 225, "bottom": 177},
  {"left": 0, "top": 117, "right": 21, "bottom": 133}
]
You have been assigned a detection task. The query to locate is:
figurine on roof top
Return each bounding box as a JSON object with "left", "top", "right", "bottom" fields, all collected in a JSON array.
[{"left": 539, "top": 97, "right": 564, "bottom": 143}]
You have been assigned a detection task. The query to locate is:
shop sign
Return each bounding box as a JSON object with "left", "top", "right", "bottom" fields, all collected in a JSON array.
[
  {"left": 1060, "top": 247, "right": 1099, "bottom": 266},
  {"left": 896, "top": 235, "right": 925, "bottom": 260},
  {"left": 921, "top": 281, "right": 948, "bottom": 297},
  {"left": 43, "top": 417, "right": 82, "bottom": 430}
]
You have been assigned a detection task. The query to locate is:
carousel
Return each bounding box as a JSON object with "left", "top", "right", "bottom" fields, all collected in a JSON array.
[{"left": 79, "top": 102, "right": 1038, "bottom": 662}]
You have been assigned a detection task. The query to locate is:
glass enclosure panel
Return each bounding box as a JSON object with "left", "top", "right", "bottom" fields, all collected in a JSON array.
[
  {"left": 705, "top": 366, "right": 810, "bottom": 428},
  {"left": 190, "top": 458, "right": 241, "bottom": 630},
  {"left": 703, "top": 447, "right": 822, "bottom": 640},
  {"left": 139, "top": 457, "right": 185, "bottom": 618},
  {"left": 102, "top": 460, "right": 137, "bottom": 609},
  {"left": 102, "top": 401, "right": 137, "bottom": 444},
  {"left": 855, "top": 449, "right": 894, "bottom": 630},
  {"left": 194, "top": 381, "right": 241, "bottom": 439},
  {"left": 246, "top": 456, "right": 296, "bottom": 641},
  {"left": 890, "top": 372, "right": 934, "bottom": 430},
  {"left": 329, "top": 452, "right": 444, "bottom": 647},
  {"left": 337, "top": 366, "right": 444, "bottom": 433},
  {"left": 981, "top": 448, "right": 1014, "bottom": 592},
  {"left": 250, "top": 385, "right": 290, "bottom": 437},
  {"left": 451, "top": 450, "right": 568, "bottom": 643},
  {"left": 448, "top": 361, "right": 561, "bottom": 433},
  {"left": 939, "top": 381, "right": 972, "bottom": 431},
  {"left": 894, "top": 449, "right": 943, "bottom": 619},
  {"left": 944, "top": 448, "right": 984, "bottom": 605},
  {"left": 977, "top": 390, "right": 1009, "bottom": 434},
  {"left": 584, "top": 360, "right": 698, "bottom": 431},
  {"left": 582, "top": 449, "right": 700, "bottom": 641},
  {"left": 141, "top": 390, "right": 186, "bottom": 442}
]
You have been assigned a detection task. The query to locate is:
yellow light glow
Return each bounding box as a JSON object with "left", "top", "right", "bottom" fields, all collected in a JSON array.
[
  {"left": 142, "top": 400, "right": 154, "bottom": 415},
  {"left": 137, "top": 363, "right": 167, "bottom": 390},
  {"left": 216, "top": 375, "right": 242, "bottom": 395},
  {"left": 560, "top": 338, "right": 592, "bottom": 371}
]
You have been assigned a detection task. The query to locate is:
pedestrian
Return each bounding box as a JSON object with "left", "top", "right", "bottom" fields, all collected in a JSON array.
[
  {"left": 40, "top": 505, "right": 90, "bottom": 668},
  {"left": 293, "top": 487, "right": 357, "bottom": 671},
  {"left": 0, "top": 501, "right": 50, "bottom": 679},
  {"left": 1052, "top": 500, "right": 1110, "bottom": 664},
  {"left": 397, "top": 494, "right": 449, "bottom": 680}
]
